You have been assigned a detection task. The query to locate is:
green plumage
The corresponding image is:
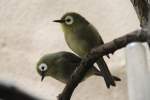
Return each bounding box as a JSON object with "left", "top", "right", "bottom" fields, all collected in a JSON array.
[
  {"left": 36, "top": 51, "right": 120, "bottom": 83},
  {"left": 37, "top": 51, "right": 97, "bottom": 83},
  {"left": 54, "top": 12, "right": 118, "bottom": 88}
]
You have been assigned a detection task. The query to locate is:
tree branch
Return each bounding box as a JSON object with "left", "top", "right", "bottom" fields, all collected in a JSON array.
[
  {"left": 130, "top": 0, "right": 150, "bottom": 46},
  {"left": 58, "top": 29, "right": 150, "bottom": 100},
  {"left": 130, "top": 0, "right": 150, "bottom": 27}
]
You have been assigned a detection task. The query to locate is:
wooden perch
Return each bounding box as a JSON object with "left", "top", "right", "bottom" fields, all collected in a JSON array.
[
  {"left": 131, "top": 0, "right": 150, "bottom": 27},
  {"left": 131, "top": 0, "right": 150, "bottom": 46},
  {"left": 58, "top": 29, "right": 150, "bottom": 100}
]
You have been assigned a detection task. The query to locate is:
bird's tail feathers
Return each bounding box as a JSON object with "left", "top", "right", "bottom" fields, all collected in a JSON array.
[
  {"left": 96, "top": 58, "right": 116, "bottom": 88},
  {"left": 93, "top": 69, "right": 121, "bottom": 81}
]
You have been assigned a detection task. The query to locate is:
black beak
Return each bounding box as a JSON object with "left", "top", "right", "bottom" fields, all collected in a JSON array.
[
  {"left": 41, "top": 72, "right": 45, "bottom": 82},
  {"left": 53, "top": 19, "right": 65, "bottom": 23}
]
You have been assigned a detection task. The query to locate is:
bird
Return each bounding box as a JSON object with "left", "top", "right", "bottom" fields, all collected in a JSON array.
[
  {"left": 36, "top": 51, "right": 121, "bottom": 83},
  {"left": 53, "top": 12, "right": 118, "bottom": 88}
]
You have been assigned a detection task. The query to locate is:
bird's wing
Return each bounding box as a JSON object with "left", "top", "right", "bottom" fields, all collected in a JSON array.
[
  {"left": 54, "top": 52, "right": 81, "bottom": 82},
  {"left": 87, "top": 24, "right": 110, "bottom": 58},
  {"left": 61, "top": 52, "right": 81, "bottom": 64},
  {"left": 88, "top": 24, "right": 104, "bottom": 44}
]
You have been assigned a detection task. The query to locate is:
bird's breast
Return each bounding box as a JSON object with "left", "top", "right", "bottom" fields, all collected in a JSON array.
[{"left": 64, "top": 32, "right": 90, "bottom": 57}]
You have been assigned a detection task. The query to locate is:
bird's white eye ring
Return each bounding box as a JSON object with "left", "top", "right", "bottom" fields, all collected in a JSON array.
[
  {"left": 39, "top": 63, "right": 48, "bottom": 72},
  {"left": 65, "top": 15, "right": 74, "bottom": 25}
]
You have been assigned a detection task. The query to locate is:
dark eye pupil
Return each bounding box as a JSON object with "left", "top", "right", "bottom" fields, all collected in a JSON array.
[
  {"left": 66, "top": 19, "right": 71, "bottom": 22},
  {"left": 41, "top": 66, "right": 45, "bottom": 70}
]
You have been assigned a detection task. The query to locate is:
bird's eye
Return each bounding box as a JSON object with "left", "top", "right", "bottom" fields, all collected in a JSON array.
[
  {"left": 65, "top": 16, "right": 74, "bottom": 25},
  {"left": 39, "top": 63, "right": 48, "bottom": 72}
]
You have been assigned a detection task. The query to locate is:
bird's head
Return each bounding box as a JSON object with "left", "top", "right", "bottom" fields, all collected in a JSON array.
[
  {"left": 53, "top": 12, "right": 89, "bottom": 31},
  {"left": 36, "top": 54, "right": 55, "bottom": 81},
  {"left": 37, "top": 61, "right": 49, "bottom": 82}
]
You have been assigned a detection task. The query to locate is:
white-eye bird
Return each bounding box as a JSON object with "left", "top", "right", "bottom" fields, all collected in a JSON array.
[
  {"left": 36, "top": 51, "right": 120, "bottom": 83},
  {"left": 53, "top": 12, "right": 118, "bottom": 88}
]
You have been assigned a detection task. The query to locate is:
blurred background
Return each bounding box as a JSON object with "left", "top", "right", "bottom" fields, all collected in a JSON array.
[{"left": 0, "top": 0, "right": 140, "bottom": 100}]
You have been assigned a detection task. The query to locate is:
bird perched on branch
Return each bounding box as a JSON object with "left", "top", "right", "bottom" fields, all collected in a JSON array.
[
  {"left": 36, "top": 51, "right": 120, "bottom": 83},
  {"left": 53, "top": 12, "right": 118, "bottom": 88}
]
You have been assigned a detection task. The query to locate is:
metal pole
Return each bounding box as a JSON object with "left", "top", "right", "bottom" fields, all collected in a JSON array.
[{"left": 126, "top": 43, "right": 150, "bottom": 100}]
